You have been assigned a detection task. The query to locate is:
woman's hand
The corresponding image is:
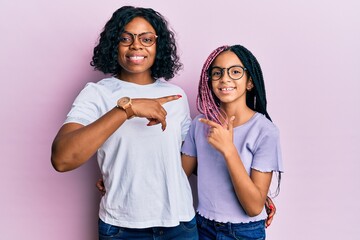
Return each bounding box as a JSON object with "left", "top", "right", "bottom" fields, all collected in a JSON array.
[
  {"left": 96, "top": 178, "right": 106, "bottom": 196},
  {"left": 132, "top": 95, "right": 182, "bottom": 131},
  {"left": 265, "top": 196, "right": 276, "bottom": 228}
]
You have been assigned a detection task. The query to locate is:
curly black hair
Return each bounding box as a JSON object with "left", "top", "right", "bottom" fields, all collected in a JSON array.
[{"left": 90, "top": 6, "right": 182, "bottom": 80}]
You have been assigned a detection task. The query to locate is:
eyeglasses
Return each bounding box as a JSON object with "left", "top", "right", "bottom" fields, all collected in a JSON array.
[
  {"left": 209, "top": 65, "right": 247, "bottom": 81},
  {"left": 119, "top": 31, "right": 158, "bottom": 47}
]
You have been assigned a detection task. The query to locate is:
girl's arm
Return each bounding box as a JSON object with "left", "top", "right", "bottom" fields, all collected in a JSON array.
[
  {"left": 199, "top": 117, "right": 272, "bottom": 217},
  {"left": 223, "top": 147, "right": 272, "bottom": 216}
]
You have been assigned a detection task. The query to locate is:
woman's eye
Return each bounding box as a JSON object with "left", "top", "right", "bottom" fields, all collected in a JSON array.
[{"left": 120, "top": 37, "right": 131, "bottom": 42}]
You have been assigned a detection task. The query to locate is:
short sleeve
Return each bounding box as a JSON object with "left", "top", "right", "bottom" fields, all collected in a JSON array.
[
  {"left": 251, "top": 127, "right": 284, "bottom": 173},
  {"left": 64, "top": 83, "right": 101, "bottom": 126},
  {"left": 179, "top": 91, "right": 192, "bottom": 141},
  {"left": 181, "top": 117, "right": 198, "bottom": 157}
]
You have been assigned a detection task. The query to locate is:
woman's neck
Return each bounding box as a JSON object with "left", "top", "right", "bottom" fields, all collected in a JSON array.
[{"left": 116, "top": 72, "right": 155, "bottom": 85}]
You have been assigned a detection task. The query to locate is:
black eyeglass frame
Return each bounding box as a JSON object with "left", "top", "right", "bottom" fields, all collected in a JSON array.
[
  {"left": 119, "top": 31, "right": 158, "bottom": 47},
  {"left": 208, "top": 65, "right": 247, "bottom": 81}
]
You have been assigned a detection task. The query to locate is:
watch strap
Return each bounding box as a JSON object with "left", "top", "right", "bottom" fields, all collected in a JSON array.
[{"left": 123, "top": 104, "right": 135, "bottom": 119}]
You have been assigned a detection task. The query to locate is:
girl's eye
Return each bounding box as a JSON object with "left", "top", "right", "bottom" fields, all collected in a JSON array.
[{"left": 212, "top": 71, "right": 221, "bottom": 76}]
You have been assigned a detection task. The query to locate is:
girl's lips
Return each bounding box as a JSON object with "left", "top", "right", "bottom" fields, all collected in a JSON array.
[
  {"left": 219, "top": 87, "right": 236, "bottom": 91},
  {"left": 217, "top": 87, "right": 236, "bottom": 94}
]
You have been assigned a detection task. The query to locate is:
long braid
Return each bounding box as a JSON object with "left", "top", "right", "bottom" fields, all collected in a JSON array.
[
  {"left": 230, "top": 45, "right": 272, "bottom": 121},
  {"left": 197, "top": 45, "right": 229, "bottom": 124},
  {"left": 198, "top": 45, "right": 272, "bottom": 122},
  {"left": 198, "top": 44, "right": 280, "bottom": 196},
  {"left": 230, "top": 46, "right": 281, "bottom": 195}
]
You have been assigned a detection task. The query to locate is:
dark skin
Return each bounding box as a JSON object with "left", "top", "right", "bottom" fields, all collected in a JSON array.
[
  {"left": 95, "top": 178, "right": 277, "bottom": 228},
  {"left": 51, "top": 96, "right": 182, "bottom": 172},
  {"left": 51, "top": 17, "right": 177, "bottom": 173}
]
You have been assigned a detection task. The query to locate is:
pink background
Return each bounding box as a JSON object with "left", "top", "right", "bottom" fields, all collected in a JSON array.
[{"left": 1, "top": 0, "right": 359, "bottom": 239}]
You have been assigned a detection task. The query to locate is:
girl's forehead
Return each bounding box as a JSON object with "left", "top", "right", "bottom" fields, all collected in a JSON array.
[{"left": 213, "top": 51, "right": 243, "bottom": 66}]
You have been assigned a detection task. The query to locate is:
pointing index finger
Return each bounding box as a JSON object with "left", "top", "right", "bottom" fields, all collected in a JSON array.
[
  {"left": 156, "top": 94, "right": 182, "bottom": 105},
  {"left": 198, "top": 118, "right": 220, "bottom": 128}
]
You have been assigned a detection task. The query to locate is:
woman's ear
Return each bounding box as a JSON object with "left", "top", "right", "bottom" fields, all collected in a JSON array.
[{"left": 247, "top": 78, "right": 254, "bottom": 91}]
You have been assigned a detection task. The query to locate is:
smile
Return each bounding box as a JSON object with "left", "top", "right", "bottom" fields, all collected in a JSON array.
[
  {"left": 128, "top": 56, "right": 145, "bottom": 60},
  {"left": 219, "top": 87, "right": 236, "bottom": 91}
]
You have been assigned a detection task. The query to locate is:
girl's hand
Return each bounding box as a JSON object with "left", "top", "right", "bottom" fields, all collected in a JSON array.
[{"left": 198, "top": 116, "right": 236, "bottom": 155}]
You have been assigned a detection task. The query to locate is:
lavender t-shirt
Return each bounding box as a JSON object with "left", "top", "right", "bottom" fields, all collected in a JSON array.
[{"left": 181, "top": 113, "right": 283, "bottom": 223}]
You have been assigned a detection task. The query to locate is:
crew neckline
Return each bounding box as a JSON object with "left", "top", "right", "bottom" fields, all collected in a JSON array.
[
  {"left": 111, "top": 76, "right": 161, "bottom": 87},
  {"left": 233, "top": 112, "right": 260, "bottom": 130}
]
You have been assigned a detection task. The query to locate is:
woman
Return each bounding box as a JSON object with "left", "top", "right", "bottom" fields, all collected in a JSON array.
[{"left": 51, "top": 6, "right": 198, "bottom": 239}]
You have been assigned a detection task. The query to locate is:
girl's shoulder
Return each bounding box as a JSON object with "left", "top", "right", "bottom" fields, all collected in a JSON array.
[
  {"left": 193, "top": 114, "right": 205, "bottom": 120},
  {"left": 252, "top": 113, "right": 280, "bottom": 136},
  {"left": 189, "top": 114, "right": 206, "bottom": 129},
  {"left": 191, "top": 114, "right": 207, "bottom": 124}
]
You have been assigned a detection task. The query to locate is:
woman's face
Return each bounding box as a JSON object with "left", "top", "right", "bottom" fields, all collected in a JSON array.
[{"left": 117, "top": 17, "right": 157, "bottom": 83}]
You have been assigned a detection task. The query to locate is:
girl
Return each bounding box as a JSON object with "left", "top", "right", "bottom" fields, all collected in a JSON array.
[
  {"left": 181, "top": 45, "right": 283, "bottom": 239},
  {"left": 51, "top": 6, "right": 198, "bottom": 239}
]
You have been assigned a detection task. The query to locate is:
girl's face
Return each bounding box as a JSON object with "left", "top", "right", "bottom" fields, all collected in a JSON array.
[
  {"left": 117, "top": 17, "right": 157, "bottom": 83},
  {"left": 210, "top": 51, "right": 253, "bottom": 107}
]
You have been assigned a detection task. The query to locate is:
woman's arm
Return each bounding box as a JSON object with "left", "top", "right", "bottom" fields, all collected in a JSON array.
[
  {"left": 51, "top": 96, "right": 181, "bottom": 172},
  {"left": 51, "top": 107, "right": 128, "bottom": 172},
  {"left": 181, "top": 154, "right": 197, "bottom": 177}
]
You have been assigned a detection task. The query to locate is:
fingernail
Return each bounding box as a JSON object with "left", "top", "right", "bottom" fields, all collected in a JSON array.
[{"left": 177, "top": 94, "right": 182, "bottom": 98}]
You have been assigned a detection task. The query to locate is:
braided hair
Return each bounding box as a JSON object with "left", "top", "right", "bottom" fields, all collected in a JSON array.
[
  {"left": 197, "top": 44, "right": 281, "bottom": 196},
  {"left": 197, "top": 44, "right": 272, "bottom": 123}
]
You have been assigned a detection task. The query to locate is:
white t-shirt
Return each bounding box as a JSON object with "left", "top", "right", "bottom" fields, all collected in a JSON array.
[{"left": 64, "top": 77, "right": 195, "bottom": 228}]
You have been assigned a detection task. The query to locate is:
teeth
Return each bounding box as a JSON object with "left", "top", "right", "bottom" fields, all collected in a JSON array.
[
  {"left": 221, "top": 87, "right": 234, "bottom": 91},
  {"left": 129, "top": 56, "right": 144, "bottom": 60}
]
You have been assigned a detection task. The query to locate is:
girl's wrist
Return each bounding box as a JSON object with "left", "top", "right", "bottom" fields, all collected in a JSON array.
[{"left": 222, "top": 145, "right": 238, "bottom": 159}]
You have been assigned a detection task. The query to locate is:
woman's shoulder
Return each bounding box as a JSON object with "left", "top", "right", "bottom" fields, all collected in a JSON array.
[
  {"left": 77, "top": 77, "right": 118, "bottom": 95},
  {"left": 80, "top": 77, "right": 116, "bottom": 89}
]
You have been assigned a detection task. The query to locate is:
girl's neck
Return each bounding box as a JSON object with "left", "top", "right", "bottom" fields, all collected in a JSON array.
[{"left": 219, "top": 103, "right": 255, "bottom": 127}]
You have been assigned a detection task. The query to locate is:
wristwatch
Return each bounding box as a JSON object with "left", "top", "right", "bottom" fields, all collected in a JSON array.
[{"left": 117, "top": 97, "right": 135, "bottom": 119}]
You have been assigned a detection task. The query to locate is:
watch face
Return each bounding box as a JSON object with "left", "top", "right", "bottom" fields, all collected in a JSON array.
[
  {"left": 118, "top": 97, "right": 130, "bottom": 107},
  {"left": 117, "top": 97, "right": 134, "bottom": 119}
]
